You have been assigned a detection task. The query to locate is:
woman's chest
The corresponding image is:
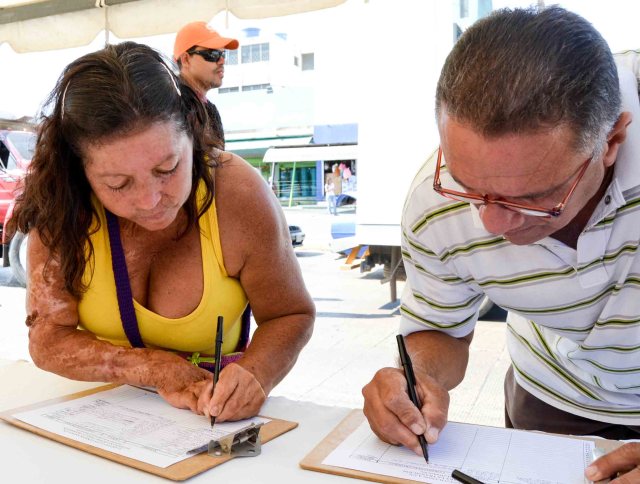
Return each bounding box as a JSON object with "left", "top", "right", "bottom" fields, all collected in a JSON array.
[{"left": 121, "top": 225, "right": 204, "bottom": 318}]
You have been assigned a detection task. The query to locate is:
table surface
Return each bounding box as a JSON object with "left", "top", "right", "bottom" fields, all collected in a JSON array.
[
  {"left": 0, "top": 359, "right": 356, "bottom": 484},
  {"left": 0, "top": 360, "right": 622, "bottom": 484}
]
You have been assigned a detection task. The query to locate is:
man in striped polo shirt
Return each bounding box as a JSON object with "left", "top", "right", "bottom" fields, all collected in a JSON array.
[{"left": 362, "top": 7, "right": 640, "bottom": 481}]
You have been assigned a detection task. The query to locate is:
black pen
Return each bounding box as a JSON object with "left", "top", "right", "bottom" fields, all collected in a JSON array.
[
  {"left": 452, "top": 469, "right": 487, "bottom": 484},
  {"left": 211, "top": 315, "right": 224, "bottom": 428},
  {"left": 396, "top": 334, "right": 429, "bottom": 463}
]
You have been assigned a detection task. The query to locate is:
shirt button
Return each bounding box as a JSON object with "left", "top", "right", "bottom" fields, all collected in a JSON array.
[{"left": 604, "top": 195, "right": 611, "bottom": 204}]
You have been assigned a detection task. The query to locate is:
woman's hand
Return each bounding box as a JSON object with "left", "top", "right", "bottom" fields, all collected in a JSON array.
[
  {"left": 197, "top": 362, "right": 267, "bottom": 422},
  {"left": 154, "top": 359, "right": 213, "bottom": 413}
]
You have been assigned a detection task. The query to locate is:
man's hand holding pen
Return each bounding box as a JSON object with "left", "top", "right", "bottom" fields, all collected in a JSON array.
[{"left": 361, "top": 363, "right": 449, "bottom": 457}]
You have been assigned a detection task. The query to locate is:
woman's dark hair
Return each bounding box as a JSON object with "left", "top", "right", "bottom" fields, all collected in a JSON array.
[{"left": 9, "top": 41, "right": 219, "bottom": 297}]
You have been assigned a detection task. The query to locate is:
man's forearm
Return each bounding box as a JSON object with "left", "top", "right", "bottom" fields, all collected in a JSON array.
[{"left": 405, "top": 330, "right": 473, "bottom": 390}]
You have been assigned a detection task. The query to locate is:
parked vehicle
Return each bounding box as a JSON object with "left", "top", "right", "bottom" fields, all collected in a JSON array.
[
  {"left": 289, "top": 225, "right": 305, "bottom": 247},
  {"left": 0, "top": 119, "right": 35, "bottom": 272},
  {"left": 7, "top": 227, "right": 28, "bottom": 286}
]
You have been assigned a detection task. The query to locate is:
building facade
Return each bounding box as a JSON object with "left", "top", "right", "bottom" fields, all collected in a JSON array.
[{"left": 212, "top": 26, "right": 357, "bottom": 205}]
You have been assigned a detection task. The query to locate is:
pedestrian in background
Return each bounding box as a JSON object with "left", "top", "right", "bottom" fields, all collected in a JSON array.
[
  {"left": 325, "top": 175, "right": 338, "bottom": 215},
  {"left": 174, "top": 22, "right": 238, "bottom": 148}
]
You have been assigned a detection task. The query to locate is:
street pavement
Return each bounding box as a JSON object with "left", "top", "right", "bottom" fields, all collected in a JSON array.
[{"left": 0, "top": 206, "right": 509, "bottom": 427}]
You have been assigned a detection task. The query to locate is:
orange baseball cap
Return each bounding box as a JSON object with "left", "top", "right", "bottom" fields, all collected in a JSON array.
[{"left": 173, "top": 22, "right": 239, "bottom": 60}]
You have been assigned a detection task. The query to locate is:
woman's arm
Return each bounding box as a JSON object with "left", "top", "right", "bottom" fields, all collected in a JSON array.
[
  {"left": 26, "top": 230, "right": 212, "bottom": 412},
  {"left": 205, "top": 153, "right": 315, "bottom": 420}
]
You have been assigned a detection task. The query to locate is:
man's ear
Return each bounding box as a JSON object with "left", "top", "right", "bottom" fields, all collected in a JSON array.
[
  {"left": 179, "top": 52, "right": 191, "bottom": 68},
  {"left": 602, "top": 111, "right": 632, "bottom": 168}
]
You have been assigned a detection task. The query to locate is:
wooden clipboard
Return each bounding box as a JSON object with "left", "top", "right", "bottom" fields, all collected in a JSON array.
[
  {"left": 300, "top": 409, "right": 417, "bottom": 484},
  {"left": 0, "top": 384, "right": 298, "bottom": 481},
  {"left": 299, "top": 409, "right": 624, "bottom": 484}
]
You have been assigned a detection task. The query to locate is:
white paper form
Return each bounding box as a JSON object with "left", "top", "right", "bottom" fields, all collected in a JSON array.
[
  {"left": 12, "top": 385, "right": 269, "bottom": 468},
  {"left": 323, "top": 420, "right": 594, "bottom": 484}
]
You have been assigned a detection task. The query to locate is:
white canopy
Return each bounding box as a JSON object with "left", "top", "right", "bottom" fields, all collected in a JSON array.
[{"left": 0, "top": 0, "right": 347, "bottom": 53}]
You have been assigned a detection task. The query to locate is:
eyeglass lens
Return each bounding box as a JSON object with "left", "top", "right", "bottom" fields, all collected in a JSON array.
[
  {"left": 440, "top": 192, "right": 552, "bottom": 217},
  {"left": 197, "top": 49, "right": 225, "bottom": 62}
]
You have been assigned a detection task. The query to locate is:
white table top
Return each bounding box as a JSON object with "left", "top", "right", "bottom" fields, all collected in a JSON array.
[{"left": 0, "top": 360, "right": 355, "bottom": 484}]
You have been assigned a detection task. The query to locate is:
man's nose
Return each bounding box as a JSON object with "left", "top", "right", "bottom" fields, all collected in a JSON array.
[{"left": 478, "top": 203, "right": 526, "bottom": 235}]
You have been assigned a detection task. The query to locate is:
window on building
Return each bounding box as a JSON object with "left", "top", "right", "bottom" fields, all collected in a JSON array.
[
  {"left": 293, "top": 56, "right": 299, "bottom": 67},
  {"left": 459, "top": 0, "right": 469, "bottom": 18},
  {"left": 251, "top": 44, "right": 261, "bottom": 62},
  {"left": 241, "top": 43, "right": 270, "bottom": 64},
  {"left": 301, "top": 52, "right": 314, "bottom": 71},
  {"left": 478, "top": 0, "right": 492, "bottom": 17},
  {"left": 219, "top": 86, "right": 240, "bottom": 94},
  {"left": 241, "top": 83, "right": 271, "bottom": 92},
  {"left": 453, "top": 23, "right": 463, "bottom": 43},
  {"left": 272, "top": 162, "right": 317, "bottom": 201},
  {"left": 226, "top": 49, "right": 238, "bottom": 65}
]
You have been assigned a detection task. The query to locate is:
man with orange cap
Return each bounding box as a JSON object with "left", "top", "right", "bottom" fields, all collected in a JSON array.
[{"left": 174, "top": 21, "right": 239, "bottom": 147}]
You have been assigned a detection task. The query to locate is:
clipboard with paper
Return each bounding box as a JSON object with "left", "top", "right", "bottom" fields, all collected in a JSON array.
[
  {"left": 300, "top": 410, "right": 623, "bottom": 484},
  {"left": 0, "top": 384, "right": 297, "bottom": 481}
]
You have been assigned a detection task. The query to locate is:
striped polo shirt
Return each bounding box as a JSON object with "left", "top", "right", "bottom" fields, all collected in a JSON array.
[{"left": 399, "top": 65, "right": 640, "bottom": 425}]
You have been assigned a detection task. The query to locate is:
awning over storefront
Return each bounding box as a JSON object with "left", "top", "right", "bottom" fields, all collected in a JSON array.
[
  {"left": 263, "top": 143, "right": 357, "bottom": 163},
  {"left": 225, "top": 136, "right": 312, "bottom": 158}
]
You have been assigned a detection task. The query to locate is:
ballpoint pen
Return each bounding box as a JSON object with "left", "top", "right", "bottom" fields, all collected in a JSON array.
[
  {"left": 211, "top": 315, "right": 224, "bottom": 428},
  {"left": 396, "top": 334, "right": 429, "bottom": 463},
  {"left": 452, "top": 469, "right": 487, "bottom": 484}
]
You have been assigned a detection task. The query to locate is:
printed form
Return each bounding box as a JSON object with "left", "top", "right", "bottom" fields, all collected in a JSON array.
[
  {"left": 324, "top": 420, "right": 594, "bottom": 484},
  {"left": 13, "top": 386, "right": 269, "bottom": 468}
]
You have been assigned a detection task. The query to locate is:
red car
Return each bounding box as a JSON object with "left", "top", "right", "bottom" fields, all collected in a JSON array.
[{"left": 0, "top": 118, "right": 35, "bottom": 272}]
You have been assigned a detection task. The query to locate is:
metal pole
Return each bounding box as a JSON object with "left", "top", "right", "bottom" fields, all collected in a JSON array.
[
  {"left": 288, "top": 161, "right": 297, "bottom": 207},
  {"left": 389, "top": 246, "right": 400, "bottom": 302},
  {"left": 102, "top": 1, "right": 110, "bottom": 46}
]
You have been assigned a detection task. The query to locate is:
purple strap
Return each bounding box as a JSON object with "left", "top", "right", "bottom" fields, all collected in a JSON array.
[
  {"left": 105, "top": 209, "right": 145, "bottom": 348},
  {"left": 237, "top": 305, "right": 251, "bottom": 352}
]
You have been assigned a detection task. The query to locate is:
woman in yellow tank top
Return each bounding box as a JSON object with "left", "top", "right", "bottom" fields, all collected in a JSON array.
[{"left": 10, "top": 42, "right": 314, "bottom": 422}]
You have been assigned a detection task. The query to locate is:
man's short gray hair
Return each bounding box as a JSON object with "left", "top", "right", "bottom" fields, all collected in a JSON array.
[{"left": 436, "top": 6, "right": 621, "bottom": 155}]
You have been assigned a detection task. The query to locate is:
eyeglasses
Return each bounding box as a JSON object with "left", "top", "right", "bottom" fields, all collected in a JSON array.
[
  {"left": 187, "top": 48, "right": 226, "bottom": 63},
  {"left": 432, "top": 147, "right": 592, "bottom": 218}
]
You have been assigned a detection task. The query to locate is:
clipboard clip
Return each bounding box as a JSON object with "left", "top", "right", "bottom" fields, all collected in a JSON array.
[{"left": 208, "top": 422, "right": 263, "bottom": 458}]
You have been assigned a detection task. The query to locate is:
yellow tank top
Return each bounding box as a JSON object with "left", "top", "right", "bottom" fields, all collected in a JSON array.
[{"left": 77, "top": 187, "right": 247, "bottom": 356}]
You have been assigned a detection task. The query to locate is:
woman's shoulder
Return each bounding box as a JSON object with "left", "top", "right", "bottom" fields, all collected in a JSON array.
[
  {"left": 216, "top": 150, "right": 254, "bottom": 170},
  {"left": 215, "top": 151, "right": 270, "bottom": 195},
  {"left": 213, "top": 151, "right": 276, "bottom": 216},
  {"left": 211, "top": 151, "right": 287, "bottom": 273}
]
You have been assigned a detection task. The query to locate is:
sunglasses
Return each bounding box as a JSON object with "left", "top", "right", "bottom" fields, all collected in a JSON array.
[
  {"left": 187, "top": 48, "right": 226, "bottom": 63},
  {"left": 433, "top": 147, "right": 592, "bottom": 218}
]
